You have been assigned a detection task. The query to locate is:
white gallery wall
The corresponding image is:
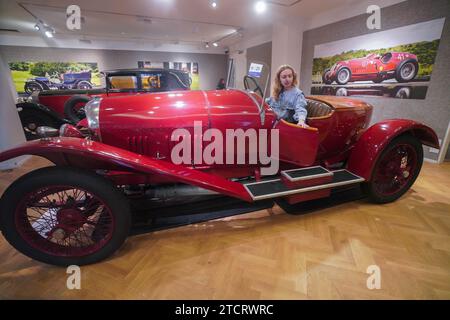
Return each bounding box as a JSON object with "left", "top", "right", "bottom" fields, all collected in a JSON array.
[{"left": 0, "top": 52, "right": 27, "bottom": 169}]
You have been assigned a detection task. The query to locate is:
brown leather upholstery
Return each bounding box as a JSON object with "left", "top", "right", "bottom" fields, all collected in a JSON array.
[{"left": 306, "top": 99, "right": 333, "bottom": 119}]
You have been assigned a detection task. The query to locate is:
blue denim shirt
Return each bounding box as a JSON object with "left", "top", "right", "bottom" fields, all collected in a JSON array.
[{"left": 266, "top": 87, "right": 308, "bottom": 123}]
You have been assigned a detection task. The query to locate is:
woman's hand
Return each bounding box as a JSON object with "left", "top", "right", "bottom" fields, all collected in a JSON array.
[{"left": 297, "top": 120, "right": 310, "bottom": 128}]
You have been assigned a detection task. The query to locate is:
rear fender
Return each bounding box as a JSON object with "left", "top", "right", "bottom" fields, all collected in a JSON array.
[
  {"left": 347, "top": 119, "right": 439, "bottom": 180},
  {"left": 17, "top": 102, "right": 67, "bottom": 125},
  {"left": 0, "top": 137, "right": 253, "bottom": 202}
]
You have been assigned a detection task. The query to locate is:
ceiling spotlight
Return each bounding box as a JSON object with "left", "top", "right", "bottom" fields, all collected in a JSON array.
[
  {"left": 255, "top": 1, "right": 267, "bottom": 14},
  {"left": 34, "top": 24, "right": 40, "bottom": 31},
  {"left": 44, "top": 26, "right": 55, "bottom": 38},
  {"left": 205, "top": 42, "right": 210, "bottom": 48},
  {"left": 210, "top": 1, "right": 218, "bottom": 8},
  {"left": 213, "top": 42, "right": 219, "bottom": 47}
]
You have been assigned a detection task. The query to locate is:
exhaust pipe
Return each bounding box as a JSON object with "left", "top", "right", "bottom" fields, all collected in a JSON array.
[{"left": 145, "top": 184, "right": 218, "bottom": 200}]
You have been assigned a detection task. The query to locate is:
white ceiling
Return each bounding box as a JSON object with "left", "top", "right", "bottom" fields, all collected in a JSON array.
[{"left": 0, "top": 0, "right": 407, "bottom": 52}]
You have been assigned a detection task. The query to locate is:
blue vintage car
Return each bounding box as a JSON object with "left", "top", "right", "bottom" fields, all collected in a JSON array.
[{"left": 24, "top": 71, "right": 93, "bottom": 94}]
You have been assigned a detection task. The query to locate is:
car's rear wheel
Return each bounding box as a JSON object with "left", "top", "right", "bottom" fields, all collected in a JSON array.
[
  {"left": 336, "top": 68, "right": 351, "bottom": 85},
  {"left": 77, "top": 81, "right": 92, "bottom": 90},
  {"left": 0, "top": 167, "right": 131, "bottom": 266},
  {"left": 363, "top": 135, "right": 423, "bottom": 203}
]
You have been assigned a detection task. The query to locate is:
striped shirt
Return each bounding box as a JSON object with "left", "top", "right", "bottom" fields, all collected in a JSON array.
[{"left": 266, "top": 87, "right": 308, "bottom": 123}]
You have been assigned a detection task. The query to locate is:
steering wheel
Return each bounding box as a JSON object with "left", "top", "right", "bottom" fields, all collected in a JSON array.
[{"left": 243, "top": 76, "right": 264, "bottom": 97}]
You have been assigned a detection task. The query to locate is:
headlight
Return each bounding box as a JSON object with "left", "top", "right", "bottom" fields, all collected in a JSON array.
[{"left": 84, "top": 98, "right": 101, "bottom": 130}]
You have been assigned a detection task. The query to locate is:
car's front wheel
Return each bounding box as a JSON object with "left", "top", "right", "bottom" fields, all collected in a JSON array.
[
  {"left": 24, "top": 82, "right": 44, "bottom": 95},
  {"left": 322, "top": 68, "right": 333, "bottom": 84},
  {"left": 363, "top": 134, "right": 423, "bottom": 204},
  {"left": 0, "top": 167, "right": 131, "bottom": 266}
]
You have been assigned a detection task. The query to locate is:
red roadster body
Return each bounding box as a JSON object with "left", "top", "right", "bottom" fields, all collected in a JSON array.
[
  {"left": 322, "top": 52, "right": 419, "bottom": 85},
  {"left": 0, "top": 88, "right": 439, "bottom": 265}
]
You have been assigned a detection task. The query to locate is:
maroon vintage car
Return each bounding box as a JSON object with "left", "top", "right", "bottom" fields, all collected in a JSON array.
[
  {"left": 18, "top": 68, "right": 191, "bottom": 140},
  {"left": 0, "top": 88, "right": 439, "bottom": 266},
  {"left": 322, "top": 52, "right": 419, "bottom": 85}
]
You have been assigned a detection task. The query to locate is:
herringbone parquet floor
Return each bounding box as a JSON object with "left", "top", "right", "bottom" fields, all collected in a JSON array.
[{"left": 0, "top": 156, "right": 449, "bottom": 299}]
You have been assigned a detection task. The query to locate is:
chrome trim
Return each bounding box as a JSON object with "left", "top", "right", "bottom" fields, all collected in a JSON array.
[
  {"left": 244, "top": 178, "right": 281, "bottom": 186},
  {"left": 281, "top": 171, "right": 333, "bottom": 182}
]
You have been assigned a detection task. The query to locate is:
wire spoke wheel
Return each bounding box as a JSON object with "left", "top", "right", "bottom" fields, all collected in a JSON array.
[
  {"left": 365, "top": 135, "right": 423, "bottom": 203},
  {"left": 15, "top": 186, "right": 115, "bottom": 257},
  {"left": 0, "top": 167, "right": 131, "bottom": 266}
]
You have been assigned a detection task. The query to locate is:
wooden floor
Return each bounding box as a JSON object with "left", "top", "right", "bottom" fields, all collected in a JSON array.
[{"left": 0, "top": 156, "right": 449, "bottom": 299}]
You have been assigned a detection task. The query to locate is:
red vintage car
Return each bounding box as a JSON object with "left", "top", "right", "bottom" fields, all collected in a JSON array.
[
  {"left": 18, "top": 68, "right": 191, "bottom": 140},
  {"left": 322, "top": 52, "right": 419, "bottom": 85},
  {"left": 0, "top": 87, "right": 439, "bottom": 266}
]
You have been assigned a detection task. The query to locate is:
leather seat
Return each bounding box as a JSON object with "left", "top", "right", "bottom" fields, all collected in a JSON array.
[{"left": 306, "top": 99, "right": 333, "bottom": 119}]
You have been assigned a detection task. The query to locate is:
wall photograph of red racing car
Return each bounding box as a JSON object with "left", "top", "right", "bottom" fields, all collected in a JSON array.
[{"left": 311, "top": 18, "right": 445, "bottom": 100}]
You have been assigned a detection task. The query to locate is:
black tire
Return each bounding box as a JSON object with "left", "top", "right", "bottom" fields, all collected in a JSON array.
[
  {"left": 77, "top": 81, "right": 93, "bottom": 90},
  {"left": 336, "top": 67, "right": 351, "bottom": 85},
  {"left": 18, "top": 108, "right": 59, "bottom": 141},
  {"left": 395, "top": 59, "right": 418, "bottom": 83},
  {"left": 322, "top": 68, "right": 333, "bottom": 84},
  {"left": 24, "top": 81, "right": 44, "bottom": 95},
  {"left": 363, "top": 134, "right": 423, "bottom": 204},
  {"left": 64, "top": 95, "right": 91, "bottom": 123},
  {"left": 0, "top": 167, "right": 131, "bottom": 266},
  {"left": 372, "top": 78, "right": 383, "bottom": 83}
]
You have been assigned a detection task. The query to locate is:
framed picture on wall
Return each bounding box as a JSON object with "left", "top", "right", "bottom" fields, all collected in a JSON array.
[{"left": 311, "top": 18, "right": 446, "bottom": 100}]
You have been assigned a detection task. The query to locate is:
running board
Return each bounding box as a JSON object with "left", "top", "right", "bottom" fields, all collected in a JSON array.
[{"left": 244, "top": 169, "right": 365, "bottom": 201}]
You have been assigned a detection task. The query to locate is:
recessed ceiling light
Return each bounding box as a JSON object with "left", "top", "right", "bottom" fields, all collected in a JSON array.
[
  {"left": 213, "top": 42, "right": 219, "bottom": 47},
  {"left": 205, "top": 42, "right": 210, "bottom": 48},
  {"left": 210, "top": 1, "right": 218, "bottom": 8},
  {"left": 255, "top": 1, "right": 267, "bottom": 14},
  {"left": 44, "top": 30, "right": 53, "bottom": 38}
]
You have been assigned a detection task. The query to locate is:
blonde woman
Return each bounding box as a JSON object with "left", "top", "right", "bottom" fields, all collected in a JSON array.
[{"left": 266, "top": 65, "right": 309, "bottom": 128}]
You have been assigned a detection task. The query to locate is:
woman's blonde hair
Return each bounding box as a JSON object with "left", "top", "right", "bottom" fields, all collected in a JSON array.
[{"left": 272, "top": 65, "right": 298, "bottom": 100}]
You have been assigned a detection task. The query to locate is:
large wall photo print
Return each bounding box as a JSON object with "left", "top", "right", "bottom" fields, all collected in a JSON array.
[
  {"left": 311, "top": 18, "right": 445, "bottom": 99},
  {"left": 9, "top": 61, "right": 101, "bottom": 96}
]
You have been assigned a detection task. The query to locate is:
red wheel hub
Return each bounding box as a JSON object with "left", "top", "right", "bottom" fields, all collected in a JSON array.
[
  {"left": 15, "top": 186, "right": 115, "bottom": 257},
  {"left": 372, "top": 144, "right": 418, "bottom": 197}
]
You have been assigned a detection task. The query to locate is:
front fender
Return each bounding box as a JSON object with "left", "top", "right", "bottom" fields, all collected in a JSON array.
[
  {"left": 347, "top": 119, "right": 439, "bottom": 180},
  {"left": 17, "top": 102, "right": 67, "bottom": 125},
  {"left": 0, "top": 137, "right": 253, "bottom": 202}
]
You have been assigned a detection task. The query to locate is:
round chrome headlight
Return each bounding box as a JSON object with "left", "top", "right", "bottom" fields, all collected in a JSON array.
[{"left": 84, "top": 98, "right": 101, "bottom": 130}]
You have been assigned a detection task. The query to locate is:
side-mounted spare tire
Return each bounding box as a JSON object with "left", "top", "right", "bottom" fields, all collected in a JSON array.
[{"left": 64, "top": 94, "right": 91, "bottom": 123}]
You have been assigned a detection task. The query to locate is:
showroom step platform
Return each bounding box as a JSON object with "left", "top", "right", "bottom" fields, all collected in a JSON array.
[{"left": 244, "top": 169, "right": 365, "bottom": 201}]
